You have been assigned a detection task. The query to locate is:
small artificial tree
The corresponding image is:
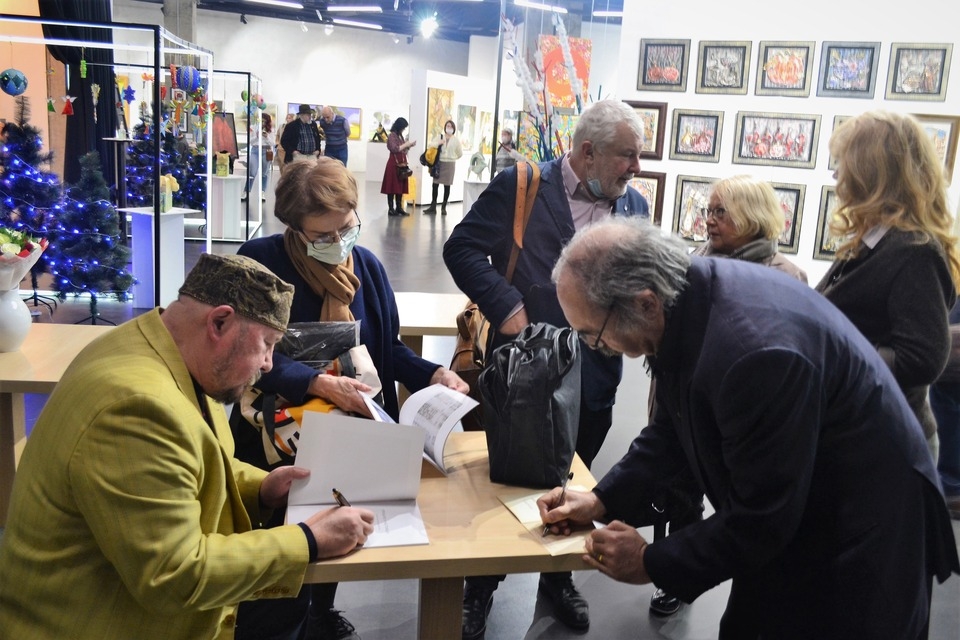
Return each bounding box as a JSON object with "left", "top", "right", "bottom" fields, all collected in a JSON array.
[
  {"left": 49, "top": 151, "right": 133, "bottom": 323},
  {"left": 0, "top": 97, "right": 63, "bottom": 309}
]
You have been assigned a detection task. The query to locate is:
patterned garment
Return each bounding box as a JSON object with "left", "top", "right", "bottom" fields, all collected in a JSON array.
[{"left": 297, "top": 121, "right": 318, "bottom": 155}]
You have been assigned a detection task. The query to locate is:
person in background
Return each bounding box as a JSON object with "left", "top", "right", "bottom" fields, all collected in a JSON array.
[
  {"left": 422, "top": 119, "right": 463, "bottom": 215},
  {"left": 319, "top": 106, "right": 351, "bottom": 166},
  {"left": 542, "top": 217, "right": 959, "bottom": 640},
  {"left": 276, "top": 113, "right": 296, "bottom": 166},
  {"left": 930, "top": 300, "right": 960, "bottom": 519},
  {"left": 444, "top": 99, "right": 649, "bottom": 640},
  {"left": 381, "top": 117, "right": 416, "bottom": 217},
  {"left": 280, "top": 104, "right": 322, "bottom": 166},
  {"left": 233, "top": 157, "right": 467, "bottom": 640},
  {"left": 816, "top": 110, "right": 960, "bottom": 462},
  {"left": 246, "top": 112, "right": 275, "bottom": 202},
  {"left": 0, "top": 253, "right": 374, "bottom": 640},
  {"left": 697, "top": 175, "right": 807, "bottom": 281},
  {"left": 494, "top": 127, "right": 523, "bottom": 175}
]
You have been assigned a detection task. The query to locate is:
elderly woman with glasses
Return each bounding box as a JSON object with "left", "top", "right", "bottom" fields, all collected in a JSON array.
[
  {"left": 231, "top": 156, "right": 467, "bottom": 640},
  {"left": 695, "top": 174, "right": 807, "bottom": 282}
]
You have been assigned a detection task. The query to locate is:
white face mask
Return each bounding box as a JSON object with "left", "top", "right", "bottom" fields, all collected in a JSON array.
[
  {"left": 445, "top": 127, "right": 454, "bottom": 134},
  {"left": 304, "top": 224, "right": 361, "bottom": 265},
  {"left": 500, "top": 136, "right": 511, "bottom": 145}
]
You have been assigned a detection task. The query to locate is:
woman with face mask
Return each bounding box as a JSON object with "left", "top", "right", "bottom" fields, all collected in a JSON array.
[
  {"left": 232, "top": 157, "right": 468, "bottom": 640},
  {"left": 495, "top": 127, "right": 524, "bottom": 174},
  {"left": 423, "top": 119, "right": 464, "bottom": 215}
]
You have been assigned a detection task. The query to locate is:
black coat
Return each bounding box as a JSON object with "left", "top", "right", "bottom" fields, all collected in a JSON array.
[{"left": 596, "top": 257, "right": 959, "bottom": 639}]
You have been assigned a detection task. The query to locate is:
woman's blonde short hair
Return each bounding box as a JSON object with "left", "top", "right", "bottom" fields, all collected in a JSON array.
[
  {"left": 710, "top": 175, "right": 784, "bottom": 242},
  {"left": 274, "top": 156, "right": 359, "bottom": 230},
  {"left": 829, "top": 110, "right": 960, "bottom": 288}
]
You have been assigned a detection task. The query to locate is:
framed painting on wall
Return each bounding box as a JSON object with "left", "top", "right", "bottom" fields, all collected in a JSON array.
[
  {"left": 287, "top": 102, "right": 320, "bottom": 119},
  {"left": 334, "top": 106, "right": 363, "bottom": 141},
  {"left": 817, "top": 42, "right": 881, "bottom": 98},
  {"left": 827, "top": 115, "right": 851, "bottom": 171},
  {"left": 754, "top": 41, "right": 815, "bottom": 97},
  {"left": 669, "top": 109, "right": 723, "bottom": 162},
  {"left": 457, "top": 104, "right": 477, "bottom": 151},
  {"left": 913, "top": 113, "right": 960, "bottom": 183},
  {"left": 696, "top": 41, "right": 751, "bottom": 95},
  {"left": 426, "top": 88, "right": 454, "bottom": 144},
  {"left": 624, "top": 100, "right": 666, "bottom": 160},
  {"left": 770, "top": 181, "right": 806, "bottom": 254},
  {"left": 672, "top": 174, "right": 715, "bottom": 245},
  {"left": 637, "top": 39, "right": 691, "bottom": 92},
  {"left": 733, "top": 111, "right": 821, "bottom": 169},
  {"left": 814, "top": 186, "right": 843, "bottom": 260},
  {"left": 628, "top": 171, "right": 666, "bottom": 226},
  {"left": 885, "top": 43, "right": 953, "bottom": 101}
]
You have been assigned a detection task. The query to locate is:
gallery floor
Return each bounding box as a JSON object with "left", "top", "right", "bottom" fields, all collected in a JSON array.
[{"left": 14, "top": 169, "right": 960, "bottom": 639}]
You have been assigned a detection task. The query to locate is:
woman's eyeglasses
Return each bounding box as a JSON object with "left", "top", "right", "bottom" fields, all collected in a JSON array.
[
  {"left": 299, "top": 214, "right": 362, "bottom": 250},
  {"left": 699, "top": 207, "right": 727, "bottom": 220}
]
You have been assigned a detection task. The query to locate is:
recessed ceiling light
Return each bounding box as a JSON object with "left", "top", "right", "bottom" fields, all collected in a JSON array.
[
  {"left": 244, "top": 0, "right": 304, "bottom": 9},
  {"left": 326, "top": 5, "right": 383, "bottom": 12}
]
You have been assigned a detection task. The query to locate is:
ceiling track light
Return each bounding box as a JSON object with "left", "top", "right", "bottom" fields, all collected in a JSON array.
[
  {"left": 324, "top": 24, "right": 335, "bottom": 35},
  {"left": 420, "top": 13, "right": 439, "bottom": 38},
  {"left": 299, "top": 20, "right": 309, "bottom": 32}
]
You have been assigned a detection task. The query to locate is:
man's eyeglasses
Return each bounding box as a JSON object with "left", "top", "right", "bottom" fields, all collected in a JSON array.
[
  {"left": 700, "top": 207, "right": 727, "bottom": 220},
  {"left": 299, "top": 214, "right": 361, "bottom": 250},
  {"left": 588, "top": 305, "right": 615, "bottom": 350}
]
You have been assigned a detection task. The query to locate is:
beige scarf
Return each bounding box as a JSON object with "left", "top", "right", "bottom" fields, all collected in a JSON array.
[{"left": 283, "top": 227, "right": 360, "bottom": 321}]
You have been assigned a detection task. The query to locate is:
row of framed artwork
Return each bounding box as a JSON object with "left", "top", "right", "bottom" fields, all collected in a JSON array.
[
  {"left": 627, "top": 101, "right": 960, "bottom": 179},
  {"left": 638, "top": 39, "right": 953, "bottom": 102},
  {"left": 630, "top": 172, "right": 842, "bottom": 262}
]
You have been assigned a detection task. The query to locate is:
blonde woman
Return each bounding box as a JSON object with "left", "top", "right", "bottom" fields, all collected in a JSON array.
[
  {"left": 816, "top": 110, "right": 960, "bottom": 459},
  {"left": 696, "top": 174, "right": 807, "bottom": 282}
]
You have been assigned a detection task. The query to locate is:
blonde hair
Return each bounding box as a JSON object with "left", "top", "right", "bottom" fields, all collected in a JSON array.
[
  {"left": 830, "top": 110, "right": 960, "bottom": 289},
  {"left": 710, "top": 175, "right": 784, "bottom": 242},
  {"left": 274, "top": 157, "right": 358, "bottom": 230}
]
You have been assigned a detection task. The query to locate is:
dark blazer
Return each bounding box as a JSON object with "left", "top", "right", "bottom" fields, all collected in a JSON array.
[
  {"left": 595, "top": 258, "right": 958, "bottom": 639},
  {"left": 443, "top": 156, "right": 649, "bottom": 411},
  {"left": 816, "top": 228, "right": 956, "bottom": 439},
  {"left": 237, "top": 237, "right": 438, "bottom": 420},
  {"left": 279, "top": 118, "right": 322, "bottom": 161}
]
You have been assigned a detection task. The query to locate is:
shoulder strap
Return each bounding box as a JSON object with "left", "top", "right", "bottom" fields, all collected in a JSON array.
[{"left": 505, "top": 161, "right": 541, "bottom": 284}]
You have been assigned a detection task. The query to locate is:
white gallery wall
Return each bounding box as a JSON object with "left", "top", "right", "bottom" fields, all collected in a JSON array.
[{"left": 618, "top": 0, "right": 960, "bottom": 285}]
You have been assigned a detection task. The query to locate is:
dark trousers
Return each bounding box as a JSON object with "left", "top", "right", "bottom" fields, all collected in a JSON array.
[{"left": 466, "top": 404, "right": 613, "bottom": 593}]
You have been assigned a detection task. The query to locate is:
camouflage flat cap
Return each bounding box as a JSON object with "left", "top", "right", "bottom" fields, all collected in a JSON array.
[{"left": 179, "top": 253, "right": 294, "bottom": 332}]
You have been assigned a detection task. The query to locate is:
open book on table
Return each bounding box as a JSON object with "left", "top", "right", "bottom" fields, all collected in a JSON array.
[
  {"left": 361, "top": 383, "right": 478, "bottom": 475},
  {"left": 286, "top": 413, "right": 429, "bottom": 548}
]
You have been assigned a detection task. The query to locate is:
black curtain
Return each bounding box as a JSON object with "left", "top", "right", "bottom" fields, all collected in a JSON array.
[{"left": 39, "top": 0, "right": 119, "bottom": 186}]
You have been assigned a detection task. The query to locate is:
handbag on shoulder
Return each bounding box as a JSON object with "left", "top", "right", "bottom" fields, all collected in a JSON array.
[
  {"left": 449, "top": 161, "right": 541, "bottom": 430},
  {"left": 479, "top": 322, "right": 581, "bottom": 488}
]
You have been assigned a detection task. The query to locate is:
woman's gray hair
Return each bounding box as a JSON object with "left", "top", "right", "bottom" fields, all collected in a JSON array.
[
  {"left": 553, "top": 218, "right": 690, "bottom": 316},
  {"left": 571, "top": 99, "right": 645, "bottom": 154}
]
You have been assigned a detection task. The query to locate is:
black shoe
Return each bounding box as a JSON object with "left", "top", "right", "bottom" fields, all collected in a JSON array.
[
  {"left": 304, "top": 608, "right": 360, "bottom": 640},
  {"left": 399, "top": 208, "right": 411, "bottom": 216},
  {"left": 462, "top": 584, "right": 494, "bottom": 640},
  {"left": 388, "top": 208, "right": 400, "bottom": 216},
  {"left": 649, "top": 588, "right": 682, "bottom": 616},
  {"left": 423, "top": 205, "right": 437, "bottom": 214},
  {"left": 538, "top": 574, "right": 589, "bottom": 630},
  {"left": 441, "top": 204, "right": 447, "bottom": 215}
]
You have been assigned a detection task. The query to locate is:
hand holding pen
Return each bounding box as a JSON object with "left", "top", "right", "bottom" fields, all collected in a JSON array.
[
  {"left": 542, "top": 472, "right": 574, "bottom": 536},
  {"left": 332, "top": 487, "right": 351, "bottom": 507}
]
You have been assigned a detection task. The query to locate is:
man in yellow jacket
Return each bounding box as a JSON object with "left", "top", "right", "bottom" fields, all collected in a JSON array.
[{"left": 0, "top": 253, "right": 374, "bottom": 640}]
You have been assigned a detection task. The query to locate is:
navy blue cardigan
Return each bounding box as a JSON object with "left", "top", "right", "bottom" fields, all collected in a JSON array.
[{"left": 238, "top": 236, "right": 439, "bottom": 420}]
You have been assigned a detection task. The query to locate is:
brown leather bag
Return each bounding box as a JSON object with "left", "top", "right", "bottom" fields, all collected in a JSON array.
[{"left": 451, "top": 161, "right": 541, "bottom": 430}]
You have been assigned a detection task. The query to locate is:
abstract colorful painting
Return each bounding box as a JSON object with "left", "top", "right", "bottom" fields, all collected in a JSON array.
[{"left": 538, "top": 35, "right": 591, "bottom": 109}]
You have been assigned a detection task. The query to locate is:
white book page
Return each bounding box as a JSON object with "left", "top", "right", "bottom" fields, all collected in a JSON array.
[
  {"left": 287, "top": 500, "right": 428, "bottom": 548},
  {"left": 398, "top": 384, "right": 478, "bottom": 474}
]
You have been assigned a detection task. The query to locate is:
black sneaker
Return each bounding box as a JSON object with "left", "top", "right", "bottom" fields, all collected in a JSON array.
[
  {"left": 462, "top": 584, "right": 494, "bottom": 640},
  {"left": 649, "top": 588, "right": 682, "bottom": 616},
  {"left": 304, "top": 608, "right": 360, "bottom": 640}
]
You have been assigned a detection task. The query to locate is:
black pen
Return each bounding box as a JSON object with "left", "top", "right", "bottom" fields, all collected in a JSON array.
[
  {"left": 542, "top": 472, "right": 574, "bottom": 536},
  {"left": 332, "top": 488, "right": 351, "bottom": 507}
]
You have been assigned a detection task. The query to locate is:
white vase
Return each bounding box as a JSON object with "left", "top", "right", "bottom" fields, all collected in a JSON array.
[{"left": 0, "top": 287, "right": 32, "bottom": 352}]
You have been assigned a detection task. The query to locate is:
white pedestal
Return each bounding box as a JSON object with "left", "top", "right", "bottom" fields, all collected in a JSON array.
[
  {"left": 462, "top": 180, "right": 489, "bottom": 213},
  {"left": 120, "top": 206, "right": 197, "bottom": 308},
  {"left": 210, "top": 176, "right": 246, "bottom": 240},
  {"left": 366, "top": 142, "right": 390, "bottom": 183}
]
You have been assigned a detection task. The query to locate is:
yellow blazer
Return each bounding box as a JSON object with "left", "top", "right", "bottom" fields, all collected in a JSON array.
[{"left": 0, "top": 310, "right": 310, "bottom": 639}]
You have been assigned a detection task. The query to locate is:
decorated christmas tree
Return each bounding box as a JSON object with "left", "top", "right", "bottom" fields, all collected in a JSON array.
[
  {"left": 49, "top": 151, "right": 133, "bottom": 323},
  {"left": 0, "top": 97, "right": 63, "bottom": 305},
  {"left": 125, "top": 120, "right": 206, "bottom": 213}
]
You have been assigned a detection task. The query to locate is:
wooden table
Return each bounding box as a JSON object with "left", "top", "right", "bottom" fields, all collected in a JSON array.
[
  {"left": 393, "top": 291, "right": 467, "bottom": 356},
  {"left": 0, "top": 324, "right": 114, "bottom": 525},
  {"left": 303, "top": 431, "right": 595, "bottom": 640}
]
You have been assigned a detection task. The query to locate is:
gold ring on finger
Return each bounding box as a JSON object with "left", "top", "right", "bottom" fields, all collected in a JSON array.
[{"left": 597, "top": 553, "right": 603, "bottom": 563}]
